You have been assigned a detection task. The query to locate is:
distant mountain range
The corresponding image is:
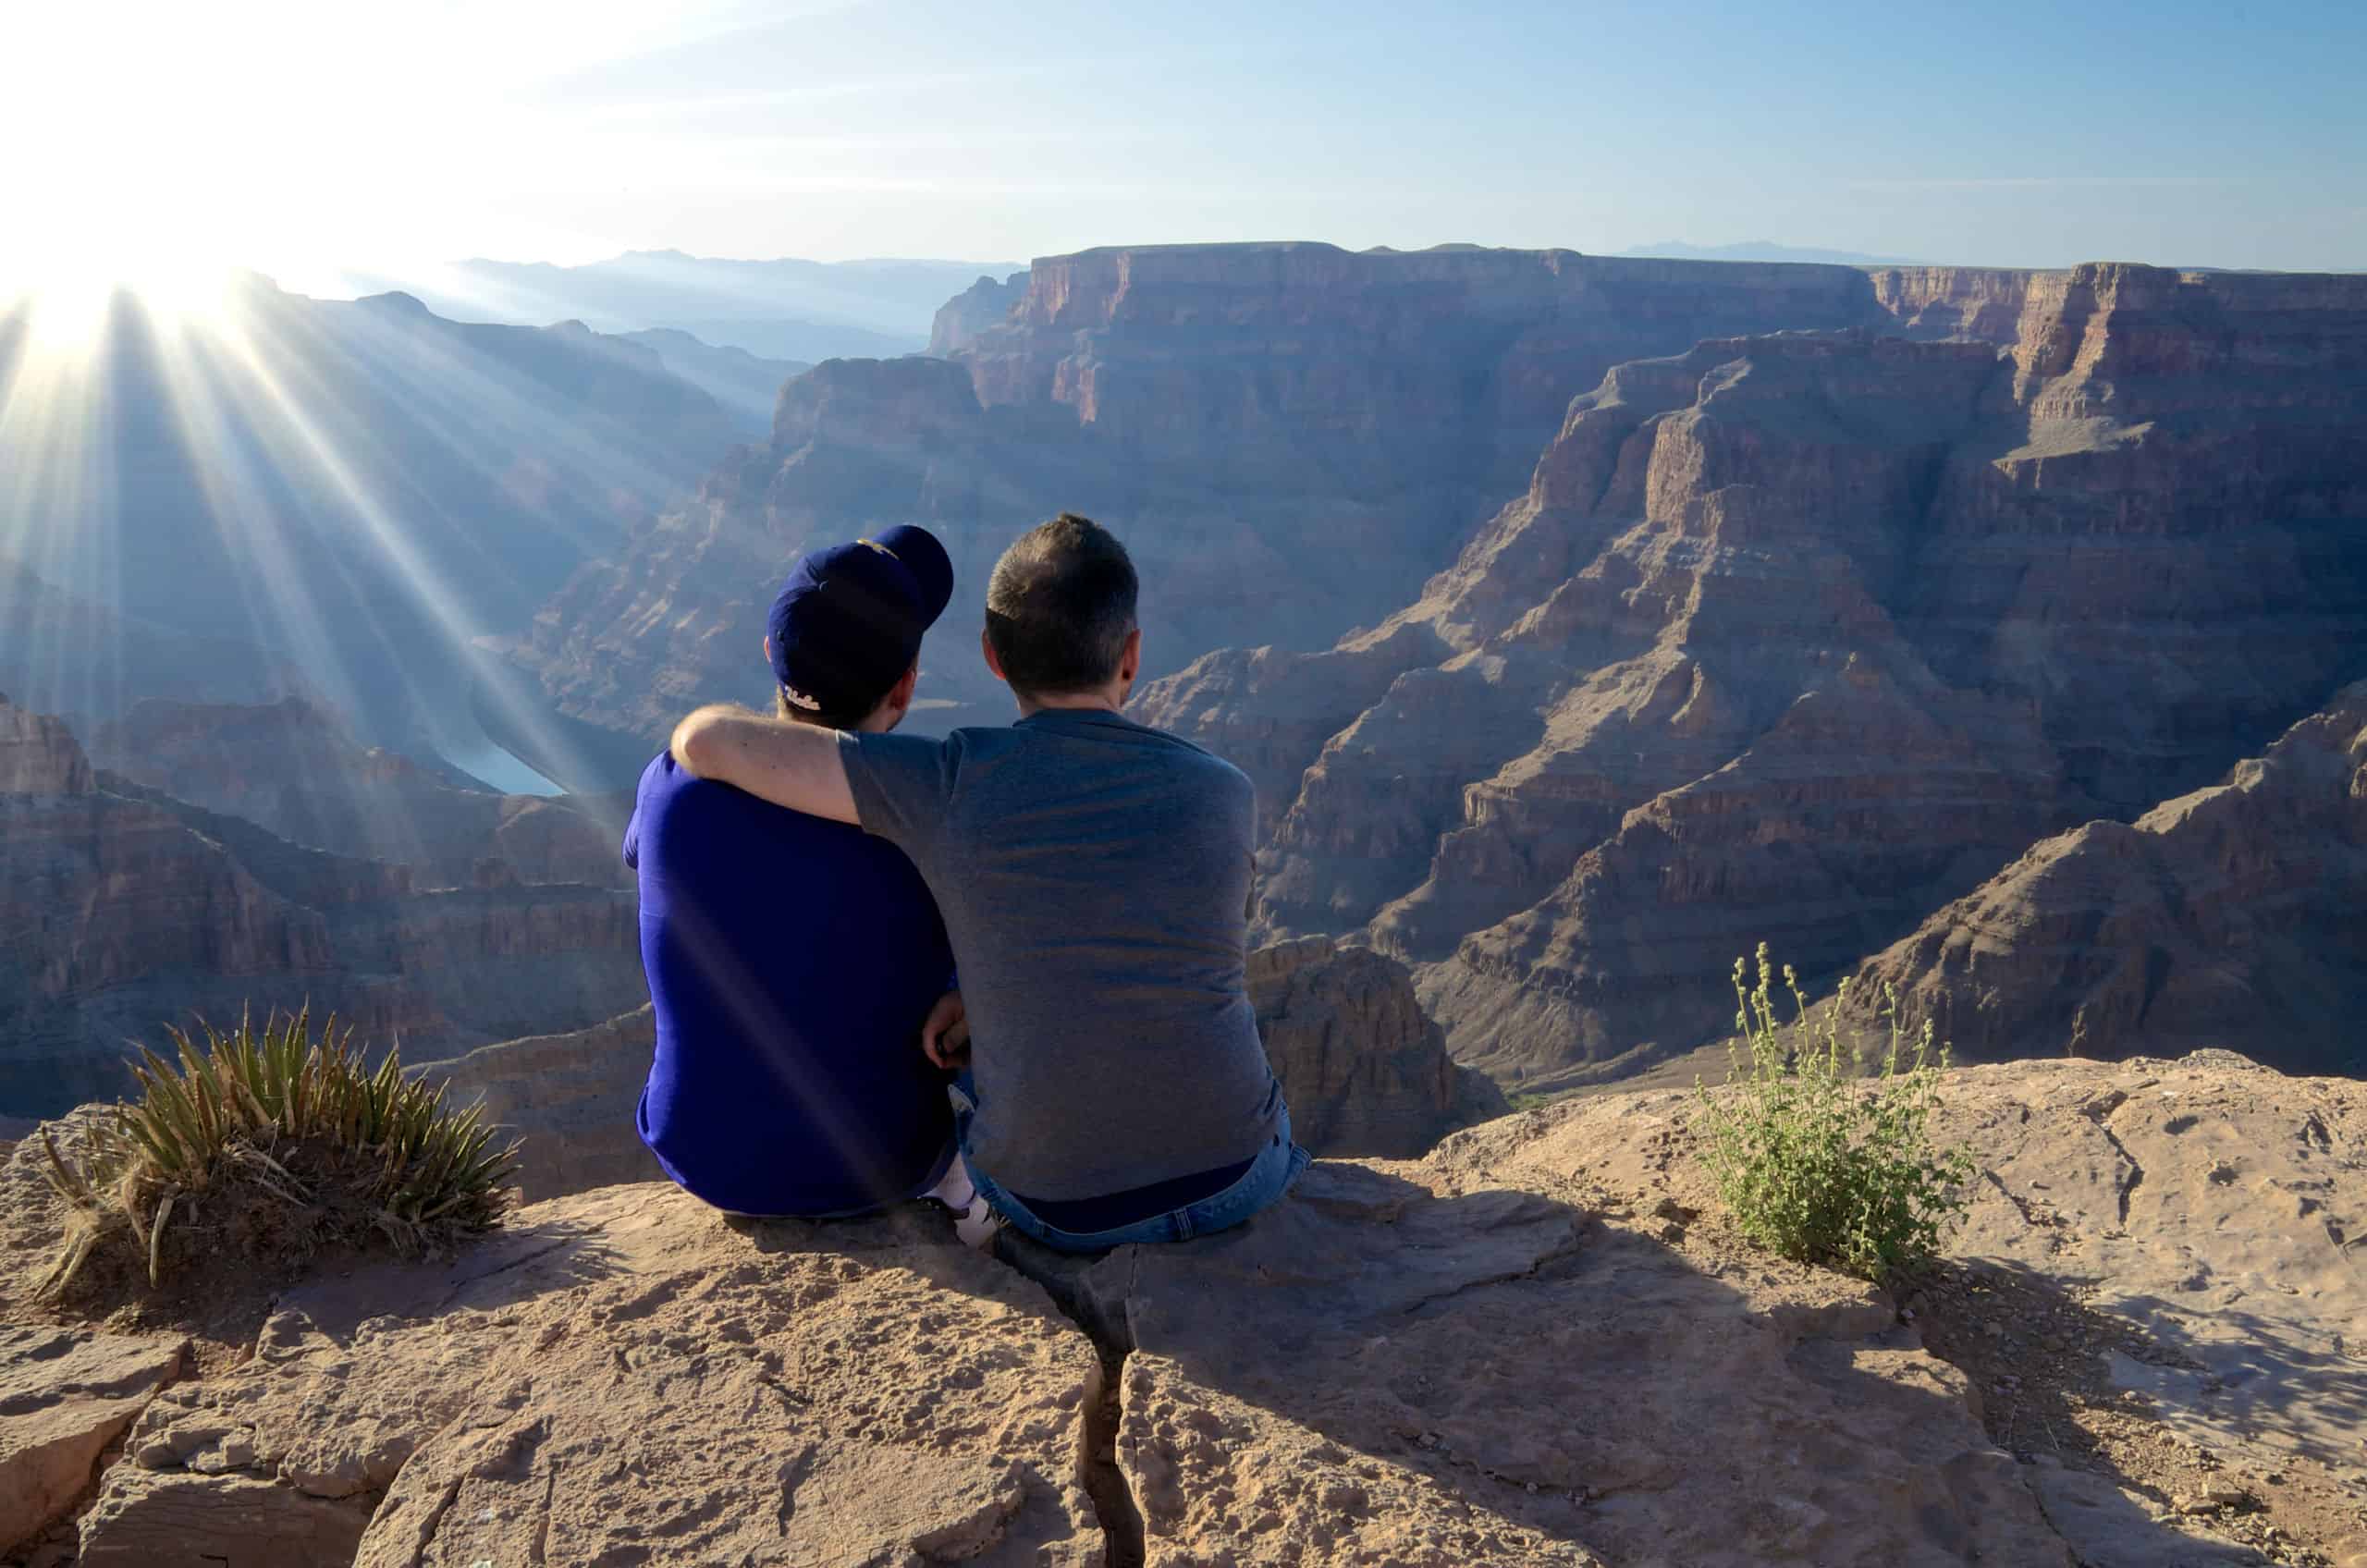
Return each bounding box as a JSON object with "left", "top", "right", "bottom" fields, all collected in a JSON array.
[
  {"left": 349, "top": 251, "right": 1020, "bottom": 361},
  {"left": 1614, "top": 239, "right": 1909, "bottom": 264},
  {"left": 617, "top": 328, "right": 806, "bottom": 435},
  {"left": 0, "top": 279, "right": 739, "bottom": 769}
]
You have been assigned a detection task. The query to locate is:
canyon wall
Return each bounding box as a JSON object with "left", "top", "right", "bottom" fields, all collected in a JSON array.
[
  {"left": 1842, "top": 681, "right": 2367, "bottom": 1071},
  {"left": 89, "top": 696, "right": 630, "bottom": 890},
  {"left": 1138, "top": 263, "right": 2367, "bottom": 1088},
  {"left": 926, "top": 268, "right": 1026, "bottom": 355},
  {"left": 0, "top": 696, "right": 644, "bottom": 1118},
  {"left": 508, "top": 243, "right": 1944, "bottom": 753}
]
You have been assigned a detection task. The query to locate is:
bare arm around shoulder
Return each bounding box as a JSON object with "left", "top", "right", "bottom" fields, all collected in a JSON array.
[{"left": 669, "top": 704, "right": 858, "bottom": 825}]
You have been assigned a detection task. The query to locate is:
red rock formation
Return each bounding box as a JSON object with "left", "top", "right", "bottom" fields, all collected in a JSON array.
[
  {"left": 926, "top": 269, "right": 1026, "bottom": 355},
  {"left": 506, "top": 243, "right": 1901, "bottom": 752},
  {"left": 1864, "top": 266, "right": 2060, "bottom": 343},
  {"left": 0, "top": 696, "right": 644, "bottom": 1118},
  {"left": 1247, "top": 935, "right": 1507, "bottom": 1156},
  {"left": 0, "top": 695, "right": 93, "bottom": 795},
  {"left": 1140, "top": 264, "right": 2367, "bottom": 1088},
  {"left": 89, "top": 697, "right": 628, "bottom": 890},
  {"left": 1842, "top": 682, "right": 2367, "bottom": 1069}
]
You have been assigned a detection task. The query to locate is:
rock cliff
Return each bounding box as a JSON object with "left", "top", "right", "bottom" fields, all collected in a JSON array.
[
  {"left": 6, "top": 1050, "right": 2356, "bottom": 1566},
  {"left": 506, "top": 242, "right": 1925, "bottom": 754},
  {"left": 928, "top": 269, "right": 1028, "bottom": 355},
  {"left": 416, "top": 938, "right": 1500, "bottom": 1201},
  {"left": 1864, "top": 264, "right": 2063, "bottom": 342},
  {"left": 1246, "top": 935, "right": 1508, "bottom": 1156},
  {"left": 89, "top": 697, "right": 629, "bottom": 891},
  {"left": 1138, "top": 263, "right": 2367, "bottom": 1087},
  {"left": 0, "top": 696, "right": 644, "bottom": 1119},
  {"left": 1842, "top": 681, "right": 2367, "bottom": 1071}
]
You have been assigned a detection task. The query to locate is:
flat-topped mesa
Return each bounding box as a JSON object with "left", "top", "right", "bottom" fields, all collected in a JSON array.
[
  {"left": 963, "top": 242, "right": 1887, "bottom": 461},
  {"left": 767, "top": 352, "right": 987, "bottom": 455},
  {"left": 2003, "top": 260, "right": 2367, "bottom": 432},
  {"left": 1864, "top": 265, "right": 2063, "bottom": 343},
  {"left": 1843, "top": 680, "right": 2367, "bottom": 1068},
  {"left": 514, "top": 241, "right": 1931, "bottom": 749}
]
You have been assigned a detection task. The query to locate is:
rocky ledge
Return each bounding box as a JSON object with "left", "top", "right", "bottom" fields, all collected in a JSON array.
[
  {"left": 418, "top": 937, "right": 1500, "bottom": 1203},
  {"left": 6, "top": 1050, "right": 2361, "bottom": 1566}
]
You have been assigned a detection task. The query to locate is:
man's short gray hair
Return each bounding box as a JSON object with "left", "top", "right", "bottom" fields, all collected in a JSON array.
[{"left": 984, "top": 513, "right": 1138, "bottom": 696}]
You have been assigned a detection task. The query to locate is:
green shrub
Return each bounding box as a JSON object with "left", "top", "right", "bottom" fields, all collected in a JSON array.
[
  {"left": 38, "top": 1008, "right": 519, "bottom": 1296},
  {"left": 1691, "top": 946, "right": 1972, "bottom": 1281}
]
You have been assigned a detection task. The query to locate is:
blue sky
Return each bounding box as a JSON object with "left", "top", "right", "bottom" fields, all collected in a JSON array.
[{"left": 12, "top": 0, "right": 2363, "bottom": 282}]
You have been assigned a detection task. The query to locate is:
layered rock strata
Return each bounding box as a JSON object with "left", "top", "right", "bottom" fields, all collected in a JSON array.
[
  {"left": 1843, "top": 681, "right": 2367, "bottom": 1069},
  {"left": 9, "top": 1050, "right": 2350, "bottom": 1565},
  {"left": 89, "top": 697, "right": 630, "bottom": 890},
  {"left": 0, "top": 697, "right": 643, "bottom": 1118},
  {"left": 1140, "top": 263, "right": 2367, "bottom": 1086},
  {"left": 1247, "top": 935, "right": 1507, "bottom": 1156},
  {"left": 509, "top": 242, "right": 1956, "bottom": 753},
  {"left": 928, "top": 269, "right": 1028, "bottom": 355}
]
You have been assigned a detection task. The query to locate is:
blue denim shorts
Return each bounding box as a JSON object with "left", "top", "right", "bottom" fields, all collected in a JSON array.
[{"left": 950, "top": 1076, "right": 1310, "bottom": 1254}]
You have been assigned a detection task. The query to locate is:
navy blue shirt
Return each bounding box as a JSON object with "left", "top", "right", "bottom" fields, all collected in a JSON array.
[{"left": 623, "top": 750, "right": 956, "bottom": 1216}]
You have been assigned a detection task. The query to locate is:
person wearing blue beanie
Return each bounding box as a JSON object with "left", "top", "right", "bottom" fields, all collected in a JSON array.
[{"left": 622, "top": 524, "right": 981, "bottom": 1219}]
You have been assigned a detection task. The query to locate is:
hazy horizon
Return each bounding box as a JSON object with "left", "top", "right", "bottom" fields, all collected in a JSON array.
[{"left": 8, "top": 0, "right": 2362, "bottom": 302}]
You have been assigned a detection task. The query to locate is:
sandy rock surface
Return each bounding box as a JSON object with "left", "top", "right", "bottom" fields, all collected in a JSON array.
[
  {"left": 0, "top": 1329, "right": 183, "bottom": 1559},
  {"left": 6, "top": 1051, "right": 2363, "bottom": 1566},
  {"left": 1044, "top": 1159, "right": 2068, "bottom": 1567},
  {"left": 72, "top": 1183, "right": 1105, "bottom": 1567},
  {"left": 1450, "top": 1051, "right": 2367, "bottom": 1565}
]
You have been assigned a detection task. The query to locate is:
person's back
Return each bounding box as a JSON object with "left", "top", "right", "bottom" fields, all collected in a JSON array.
[
  {"left": 840, "top": 706, "right": 1281, "bottom": 1207},
  {"left": 626, "top": 753, "right": 955, "bottom": 1216},
  {"left": 668, "top": 512, "right": 1307, "bottom": 1251},
  {"left": 625, "top": 522, "right": 964, "bottom": 1219}
]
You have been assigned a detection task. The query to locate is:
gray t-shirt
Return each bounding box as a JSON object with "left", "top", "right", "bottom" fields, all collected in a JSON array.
[{"left": 837, "top": 707, "right": 1282, "bottom": 1200}]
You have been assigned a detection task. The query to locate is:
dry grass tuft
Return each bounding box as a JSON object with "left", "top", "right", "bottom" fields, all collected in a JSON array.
[{"left": 37, "top": 1007, "right": 519, "bottom": 1299}]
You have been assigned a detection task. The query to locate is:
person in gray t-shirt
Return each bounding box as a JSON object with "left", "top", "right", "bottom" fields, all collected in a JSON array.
[{"left": 668, "top": 512, "right": 1306, "bottom": 1252}]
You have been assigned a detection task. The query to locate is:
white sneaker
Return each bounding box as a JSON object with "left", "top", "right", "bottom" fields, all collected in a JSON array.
[
  {"left": 922, "top": 1158, "right": 976, "bottom": 1214},
  {"left": 922, "top": 1159, "right": 1005, "bottom": 1250},
  {"left": 953, "top": 1197, "right": 1008, "bottom": 1251}
]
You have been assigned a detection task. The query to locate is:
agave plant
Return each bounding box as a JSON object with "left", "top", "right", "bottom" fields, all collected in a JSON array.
[{"left": 39, "top": 1007, "right": 520, "bottom": 1294}]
